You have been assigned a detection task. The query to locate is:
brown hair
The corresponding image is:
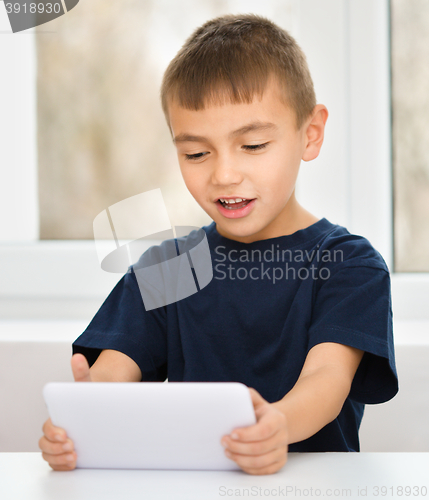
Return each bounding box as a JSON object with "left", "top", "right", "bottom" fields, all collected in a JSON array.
[{"left": 160, "top": 13, "right": 317, "bottom": 132}]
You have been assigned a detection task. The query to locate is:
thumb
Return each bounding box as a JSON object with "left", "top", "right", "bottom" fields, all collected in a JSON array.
[
  {"left": 71, "top": 353, "right": 92, "bottom": 382},
  {"left": 248, "top": 387, "right": 269, "bottom": 417}
]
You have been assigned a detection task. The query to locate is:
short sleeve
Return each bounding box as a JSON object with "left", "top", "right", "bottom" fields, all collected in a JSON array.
[
  {"left": 307, "top": 263, "right": 398, "bottom": 404},
  {"left": 72, "top": 269, "right": 168, "bottom": 381}
]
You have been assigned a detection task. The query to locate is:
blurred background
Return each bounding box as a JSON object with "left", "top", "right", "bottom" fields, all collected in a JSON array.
[{"left": 0, "top": 0, "right": 428, "bottom": 453}]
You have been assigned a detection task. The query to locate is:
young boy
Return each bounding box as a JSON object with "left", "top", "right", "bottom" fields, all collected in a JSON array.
[{"left": 39, "top": 13, "right": 398, "bottom": 475}]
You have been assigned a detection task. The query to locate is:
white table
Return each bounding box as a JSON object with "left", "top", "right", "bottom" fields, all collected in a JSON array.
[{"left": 1, "top": 452, "right": 428, "bottom": 500}]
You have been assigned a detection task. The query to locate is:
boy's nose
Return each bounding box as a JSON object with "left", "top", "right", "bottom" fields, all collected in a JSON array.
[{"left": 211, "top": 159, "right": 244, "bottom": 186}]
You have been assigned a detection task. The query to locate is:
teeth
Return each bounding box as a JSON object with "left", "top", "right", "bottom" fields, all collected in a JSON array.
[{"left": 219, "top": 198, "right": 246, "bottom": 204}]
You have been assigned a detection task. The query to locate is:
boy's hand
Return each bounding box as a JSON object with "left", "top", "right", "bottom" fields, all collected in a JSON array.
[
  {"left": 39, "top": 353, "right": 91, "bottom": 470},
  {"left": 221, "top": 387, "right": 288, "bottom": 475}
]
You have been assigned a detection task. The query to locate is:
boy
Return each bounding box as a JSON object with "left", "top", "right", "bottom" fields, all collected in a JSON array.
[{"left": 39, "top": 13, "right": 398, "bottom": 475}]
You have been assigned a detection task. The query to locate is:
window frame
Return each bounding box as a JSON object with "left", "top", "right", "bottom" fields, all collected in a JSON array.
[{"left": 0, "top": 0, "right": 428, "bottom": 322}]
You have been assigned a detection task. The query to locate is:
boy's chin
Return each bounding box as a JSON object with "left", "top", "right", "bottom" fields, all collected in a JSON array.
[{"left": 214, "top": 218, "right": 264, "bottom": 241}]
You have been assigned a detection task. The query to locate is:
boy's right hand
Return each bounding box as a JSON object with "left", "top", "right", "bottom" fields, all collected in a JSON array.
[{"left": 39, "top": 353, "right": 91, "bottom": 470}]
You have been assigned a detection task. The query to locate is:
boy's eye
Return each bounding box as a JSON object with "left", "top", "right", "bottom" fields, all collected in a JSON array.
[
  {"left": 185, "top": 152, "right": 207, "bottom": 160},
  {"left": 184, "top": 143, "right": 269, "bottom": 161},
  {"left": 242, "top": 142, "right": 269, "bottom": 152}
]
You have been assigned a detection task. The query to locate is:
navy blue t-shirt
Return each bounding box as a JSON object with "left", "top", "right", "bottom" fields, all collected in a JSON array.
[{"left": 72, "top": 217, "right": 398, "bottom": 452}]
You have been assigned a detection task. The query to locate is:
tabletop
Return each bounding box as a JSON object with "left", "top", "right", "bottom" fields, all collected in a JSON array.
[{"left": 1, "top": 452, "right": 428, "bottom": 500}]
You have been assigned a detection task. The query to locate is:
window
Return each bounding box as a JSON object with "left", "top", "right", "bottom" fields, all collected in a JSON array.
[{"left": 391, "top": 0, "right": 429, "bottom": 272}]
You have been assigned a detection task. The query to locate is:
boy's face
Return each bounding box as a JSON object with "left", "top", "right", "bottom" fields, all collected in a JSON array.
[{"left": 168, "top": 77, "right": 327, "bottom": 243}]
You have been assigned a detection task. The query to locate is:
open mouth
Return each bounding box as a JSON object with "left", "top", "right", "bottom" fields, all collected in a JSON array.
[{"left": 217, "top": 198, "right": 255, "bottom": 210}]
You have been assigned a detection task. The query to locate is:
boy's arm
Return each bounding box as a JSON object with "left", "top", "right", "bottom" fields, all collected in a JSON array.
[
  {"left": 221, "top": 342, "right": 363, "bottom": 475},
  {"left": 89, "top": 349, "right": 142, "bottom": 382},
  {"left": 271, "top": 342, "right": 364, "bottom": 445}
]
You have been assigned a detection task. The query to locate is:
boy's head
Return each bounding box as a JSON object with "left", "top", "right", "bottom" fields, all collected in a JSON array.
[{"left": 160, "top": 13, "right": 328, "bottom": 243}]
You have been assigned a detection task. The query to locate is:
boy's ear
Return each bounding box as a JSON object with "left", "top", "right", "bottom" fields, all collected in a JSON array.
[{"left": 301, "top": 104, "right": 329, "bottom": 162}]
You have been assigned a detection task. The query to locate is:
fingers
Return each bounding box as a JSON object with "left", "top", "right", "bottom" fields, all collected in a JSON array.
[
  {"left": 39, "top": 434, "right": 74, "bottom": 455},
  {"left": 222, "top": 426, "right": 287, "bottom": 457},
  {"left": 222, "top": 429, "right": 288, "bottom": 475},
  {"left": 225, "top": 442, "right": 287, "bottom": 474},
  {"left": 71, "top": 353, "right": 91, "bottom": 382},
  {"left": 39, "top": 418, "right": 77, "bottom": 471},
  {"left": 237, "top": 455, "right": 288, "bottom": 476},
  {"left": 221, "top": 398, "right": 289, "bottom": 475},
  {"left": 230, "top": 407, "right": 286, "bottom": 443},
  {"left": 41, "top": 449, "right": 77, "bottom": 471},
  {"left": 42, "top": 417, "right": 66, "bottom": 442}
]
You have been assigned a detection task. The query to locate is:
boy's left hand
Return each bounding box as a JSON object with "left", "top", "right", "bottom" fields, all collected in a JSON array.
[{"left": 221, "top": 387, "right": 288, "bottom": 475}]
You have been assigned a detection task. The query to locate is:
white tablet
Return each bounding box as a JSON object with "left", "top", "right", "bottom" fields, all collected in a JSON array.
[{"left": 43, "top": 381, "right": 256, "bottom": 471}]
